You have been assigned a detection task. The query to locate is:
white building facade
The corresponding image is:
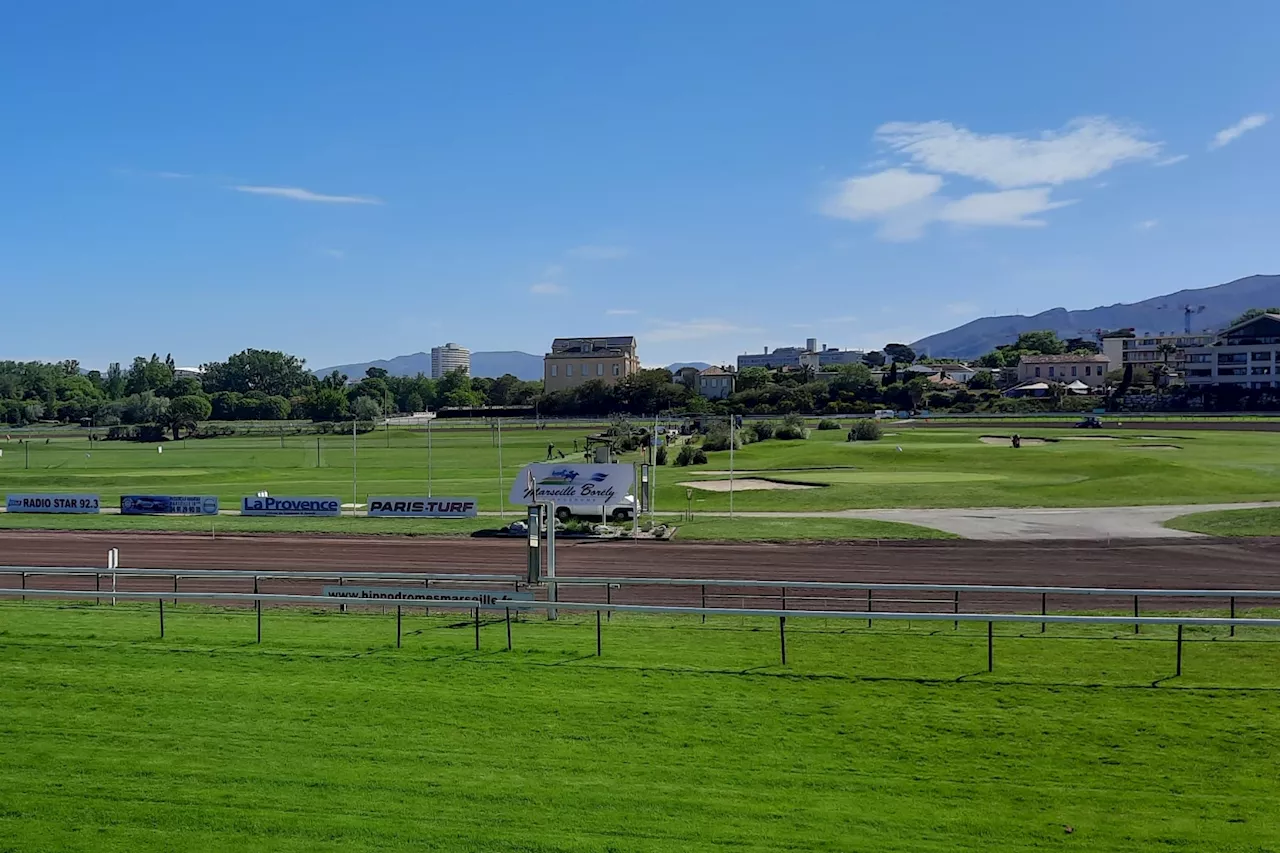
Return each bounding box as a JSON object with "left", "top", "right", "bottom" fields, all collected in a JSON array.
[
  {"left": 1182, "top": 313, "right": 1280, "bottom": 390},
  {"left": 431, "top": 343, "right": 471, "bottom": 378}
]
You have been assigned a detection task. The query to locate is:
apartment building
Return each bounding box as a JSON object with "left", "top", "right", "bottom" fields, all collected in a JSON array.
[
  {"left": 1017, "top": 354, "right": 1111, "bottom": 388},
  {"left": 737, "top": 339, "right": 865, "bottom": 370},
  {"left": 430, "top": 343, "right": 471, "bottom": 378},
  {"left": 1101, "top": 331, "right": 1215, "bottom": 372},
  {"left": 1181, "top": 313, "right": 1280, "bottom": 390},
  {"left": 543, "top": 336, "right": 639, "bottom": 392}
]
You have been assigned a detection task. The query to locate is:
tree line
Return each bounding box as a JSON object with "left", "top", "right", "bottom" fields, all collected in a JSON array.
[{"left": 0, "top": 349, "right": 540, "bottom": 436}]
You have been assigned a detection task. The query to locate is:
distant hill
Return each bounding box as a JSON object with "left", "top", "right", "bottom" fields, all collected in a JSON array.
[
  {"left": 666, "top": 362, "right": 712, "bottom": 373},
  {"left": 316, "top": 351, "right": 543, "bottom": 381},
  {"left": 912, "top": 274, "right": 1280, "bottom": 359}
]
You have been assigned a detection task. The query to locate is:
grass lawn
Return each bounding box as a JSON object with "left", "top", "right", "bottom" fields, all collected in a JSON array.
[
  {"left": 3, "top": 423, "right": 1280, "bottom": 516},
  {"left": 2, "top": 603, "right": 1279, "bottom": 852},
  {"left": 1165, "top": 507, "right": 1280, "bottom": 537},
  {"left": 671, "top": 516, "right": 957, "bottom": 541}
]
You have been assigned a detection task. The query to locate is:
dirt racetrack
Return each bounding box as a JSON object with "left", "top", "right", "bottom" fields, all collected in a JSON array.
[{"left": 3, "top": 530, "right": 1279, "bottom": 615}]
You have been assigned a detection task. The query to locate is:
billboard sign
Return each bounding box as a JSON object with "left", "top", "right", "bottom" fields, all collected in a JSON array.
[
  {"left": 321, "top": 586, "right": 532, "bottom": 608},
  {"left": 121, "top": 495, "right": 219, "bottom": 516},
  {"left": 241, "top": 496, "right": 341, "bottom": 517},
  {"left": 509, "top": 463, "right": 635, "bottom": 507},
  {"left": 5, "top": 494, "right": 100, "bottom": 514},
  {"left": 367, "top": 497, "right": 478, "bottom": 518}
]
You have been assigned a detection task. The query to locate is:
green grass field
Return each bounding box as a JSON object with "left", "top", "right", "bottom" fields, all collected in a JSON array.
[
  {"left": 671, "top": 516, "right": 957, "bottom": 541},
  {"left": 3, "top": 603, "right": 1279, "bottom": 851},
  {"left": 2, "top": 423, "right": 1279, "bottom": 516},
  {"left": 1165, "top": 507, "right": 1280, "bottom": 537}
]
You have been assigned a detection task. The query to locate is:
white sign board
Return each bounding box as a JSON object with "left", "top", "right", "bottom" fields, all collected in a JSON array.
[
  {"left": 321, "top": 586, "right": 532, "bottom": 607},
  {"left": 510, "top": 463, "right": 635, "bottom": 507},
  {"left": 241, "top": 496, "right": 341, "bottom": 517},
  {"left": 6, "top": 494, "right": 101, "bottom": 514},
  {"left": 367, "top": 497, "right": 478, "bottom": 518}
]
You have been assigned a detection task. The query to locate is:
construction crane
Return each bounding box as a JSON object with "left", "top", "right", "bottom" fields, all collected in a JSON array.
[{"left": 1159, "top": 304, "right": 1206, "bottom": 334}]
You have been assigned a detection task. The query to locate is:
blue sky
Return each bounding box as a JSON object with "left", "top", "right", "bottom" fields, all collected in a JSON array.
[{"left": 2, "top": 1, "right": 1277, "bottom": 370}]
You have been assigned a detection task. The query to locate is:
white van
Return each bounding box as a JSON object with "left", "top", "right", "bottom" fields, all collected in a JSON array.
[
  {"left": 553, "top": 495, "right": 636, "bottom": 523},
  {"left": 874, "top": 409, "right": 897, "bottom": 420}
]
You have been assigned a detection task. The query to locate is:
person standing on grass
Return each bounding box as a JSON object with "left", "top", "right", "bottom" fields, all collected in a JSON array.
[{"left": 547, "top": 442, "right": 555, "bottom": 459}]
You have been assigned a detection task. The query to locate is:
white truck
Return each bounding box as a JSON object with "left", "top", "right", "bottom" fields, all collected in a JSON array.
[{"left": 552, "top": 494, "right": 636, "bottom": 523}]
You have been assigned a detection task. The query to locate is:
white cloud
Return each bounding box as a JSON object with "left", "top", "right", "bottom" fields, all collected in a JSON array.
[
  {"left": 938, "top": 188, "right": 1075, "bottom": 227},
  {"left": 647, "top": 319, "right": 753, "bottom": 342},
  {"left": 530, "top": 282, "right": 567, "bottom": 295},
  {"left": 606, "top": 308, "right": 638, "bottom": 316},
  {"left": 825, "top": 169, "right": 943, "bottom": 218},
  {"left": 567, "top": 245, "right": 631, "bottom": 260},
  {"left": 1155, "top": 154, "right": 1189, "bottom": 167},
  {"left": 1209, "top": 114, "right": 1270, "bottom": 150},
  {"left": 875, "top": 117, "right": 1161, "bottom": 189},
  {"left": 1136, "top": 219, "right": 1159, "bottom": 230},
  {"left": 232, "top": 185, "right": 383, "bottom": 205}
]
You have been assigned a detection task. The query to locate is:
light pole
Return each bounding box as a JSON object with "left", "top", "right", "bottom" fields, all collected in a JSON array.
[
  {"left": 729, "top": 414, "right": 736, "bottom": 520},
  {"left": 426, "top": 415, "right": 433, "bottom": 497},
  {"left": 351, "top": 417, "right": 358, "bottom": 517},
  {"left": 497, "top": 417, "right": 505, "bottom": 519}
]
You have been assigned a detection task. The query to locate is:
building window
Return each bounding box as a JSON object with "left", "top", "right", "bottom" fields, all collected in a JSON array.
[
  {"left": 1188, "top": 354, "right": 1212, "bottom": 363},
  {"left": 1071, "top": 366, "right": 1078, "bottom": 377},
  {"left": 1254, "top": 352, "right": 1273, "bottom": 361},
  {"left": 1220, "top": 367, "right": 1248, "bottom": 376},
  {"left": 597, "top": 363, "right": 604, "bottom": 376},
  {"left": 1252, "top": 366, "right": 1272, "bottom": 375},
  {"left": 566, "top": 364, "right": 573, "bottom": 377},
  {"left": 1189, "top": 369, "right": 1213, "bottom": 377},
  {"left": 551, "top": 365, "right": 557, "bottom": 377},
  {"left": 613, "top": 364, "right": 621, "bottom": 376},
  {"left": 1034, "top": 367, "right": 1041, "bottom": 377},
  {"left": 1085, "top": 366, "right": 1091, "bottom": 376},
  {"left": 1219, "top": 353, "right": 1248, "bottom": 364},
  {"left": 1048, "top": 367, "right": 1055, "bottom": 377}
]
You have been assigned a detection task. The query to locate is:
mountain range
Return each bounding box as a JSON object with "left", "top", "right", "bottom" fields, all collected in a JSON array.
[
  {"left": 912, "top": 274, "right": 1280, "bottom": 359},
  {"left": 317, "top": 351, "right": 543, "bottom": 381}
]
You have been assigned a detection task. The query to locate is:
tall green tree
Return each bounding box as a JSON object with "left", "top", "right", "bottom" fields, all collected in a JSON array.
[
  {"left": 166, "top": 395, "right": 213, "bottom": 440},
  {"left": 203, "top": 349, "right": 313, "bottom": 397}
]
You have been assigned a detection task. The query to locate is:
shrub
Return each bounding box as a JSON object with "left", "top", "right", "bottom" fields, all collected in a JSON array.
[
  {"left": 848, "top": 419, "right": 882, "bottom": 441},
  {"left": 655, "top": 445, "right": 668, "bottom": 466},
  {"left": 817, "top": 418, "right": 842, "bottom": 430},
  {"left": 692, "top": 448, "right": 708, "bottom": 465},
  {"left": 675, "top": 444, "right": 697, "bottom": 466},
  {"left": 775, "top": 413, "right": 808, "bottom": 440},
  {"left": 702, "top": 426, "right": 739, "bottom": 451},
  {"left": 751, "top": 421, "right": 776, "bottom": 441}
]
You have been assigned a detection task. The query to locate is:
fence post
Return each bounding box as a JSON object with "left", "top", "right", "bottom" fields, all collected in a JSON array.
[
  {"left": 95, "top": 572, "right": 101, "bottom": 606},
  {"left": 474, "top": 607, "right": 480, "bottom": 651},
  {"left": 953, "top": 590, "right": 959, "bottom": 630},
  {"left": 782, "top": 587, "right": 787, "bottom": 611},
  {"left": 256, "top": 599, "right": 262, "bottom": 644},
  {"left": 396, "top": 606, "right": 402, "bottom": 649},
  {"left": 505, "top": 607, "right": 512, "bottom": 651},
  {"left": 987, "top": 621, "right": 993, "bottom": 672},
  {"left": 596, "top": 610, "right": 602, "bottom": 657},
  {"left": 1176, "top": 624, "right": 1183, "bottom": 677},
  {"left": 21, "top": 572, "right": 26, "bottom": 602},
  {"left": 1230, "top": 596, "right": 1236, "bottom": 638},
  {"left": 867, "top": 589, "right": 872, "bottom": 628},
  {"left": 1041, "top": 592, "right": 1047, "bottom": 634},
  {"left": 606, "top": 584, "right": 612, "bottom": 621},
  {"left": 1133, "top": 596, "right": 1140, "bottom": 634},
  {"left": 339, "top": 577, "right": 346, "bottom": 614},
  {"left": 700, "top": 585, "right": 706, "bottom": 624},
  {"left": 159, "top": 599, "right": 165, "bottom": 639},
  {"left": 779, "top": 615, "right": 787, "bottom": 665},
  {"left": 173, "top": 575, "right": 179, "bottom": 606}
]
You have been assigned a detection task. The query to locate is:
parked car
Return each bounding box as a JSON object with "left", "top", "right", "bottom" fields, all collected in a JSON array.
[
  {"left": 1075, "top": 417, "right": 1103, "bottom": 428},
  {"left": 553, "top": 495, "right": 636, "bottom": 523}
]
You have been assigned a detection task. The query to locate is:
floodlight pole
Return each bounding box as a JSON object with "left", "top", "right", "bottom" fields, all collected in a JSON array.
[
  {"left": 351, "top": 418, "right": 358, "bottom": 517},
  {"left": 729, "top": 415, "right": 735, "bottom": 520},
  {"left": 426, "top": 415, "right": 433, "bottom": 497}
]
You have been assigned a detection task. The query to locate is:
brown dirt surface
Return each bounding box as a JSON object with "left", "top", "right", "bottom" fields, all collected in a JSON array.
[{"left": 4, "top": 530, "right": 1280, "bottom": 615}]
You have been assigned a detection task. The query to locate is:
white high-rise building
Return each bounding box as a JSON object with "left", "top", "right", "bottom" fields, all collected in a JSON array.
[{"left": 431, "top": 343, "right": 471, "bottom": 378}]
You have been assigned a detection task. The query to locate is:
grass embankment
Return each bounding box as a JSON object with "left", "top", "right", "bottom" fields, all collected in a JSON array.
[
  {"left": 1165, "top": 507, "right": 1280, "bottom": 537},
  {"left": 3, "top": 425, "right": 1279, "bottom": 515},
  {"left": 0, "top": 513, "right": 498, "bottom": 536},
  {"left": 672, "top": 516, "right": 957, "bottom": 541},
  {"left": 2, "top": 603, "right": 1279, "bottom": 851}
]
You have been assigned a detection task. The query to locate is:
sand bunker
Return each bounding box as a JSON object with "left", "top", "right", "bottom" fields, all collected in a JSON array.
[
  {"left": 1060, "top": 435, "right": 1116, "bottom": 441},
  {"left": 979, "top": 436, "right": 1048, "bottom": 446},
  {"left": 679, "top": 478, "right": 818, "bottom": 491}
]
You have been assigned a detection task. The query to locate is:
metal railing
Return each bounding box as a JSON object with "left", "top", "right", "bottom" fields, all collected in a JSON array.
[{"left": 7, "top": 585, "right": 1280, "bottom": 678}]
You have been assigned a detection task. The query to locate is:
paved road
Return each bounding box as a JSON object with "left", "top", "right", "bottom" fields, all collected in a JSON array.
[{"left": 700, "top": 502, "right": 1280, "bottom": 540}]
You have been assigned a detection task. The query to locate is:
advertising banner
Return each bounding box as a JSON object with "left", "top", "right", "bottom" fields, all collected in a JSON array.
[
  {"left": 509, "top": 463, "right": 635, "bottom": 507},
  {"left": 321, "top": 586, "right": 533, "bottom": 608},
  {"left": 367, "top": 497, "right": 478, "bottom": 518},
  {"left": 241, "top": 496, "right": 341, "bottom": 517},
  {"left": 121, "top": 495, "right": 219, "bottom": 516},
  {"left": 5, "top": 494, "right": 100, "bottom": 514}
]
